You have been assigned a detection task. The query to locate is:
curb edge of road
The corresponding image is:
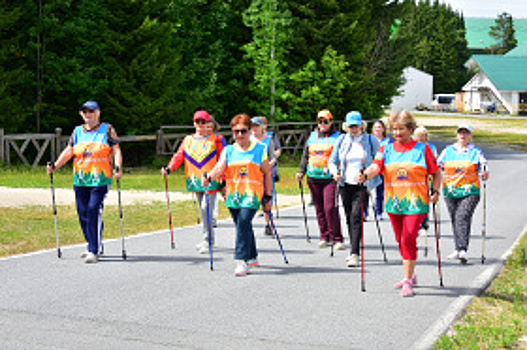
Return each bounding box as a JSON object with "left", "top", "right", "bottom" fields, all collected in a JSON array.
[{"left": 412, "top": 222, "right": 527, "bottom": 350}]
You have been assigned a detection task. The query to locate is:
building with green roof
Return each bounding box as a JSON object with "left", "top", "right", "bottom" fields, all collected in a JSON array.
[{"left": 463, "top": 55, "right": 527, "bottom": 115}]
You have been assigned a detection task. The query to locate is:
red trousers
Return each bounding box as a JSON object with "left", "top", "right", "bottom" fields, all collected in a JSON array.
[{"left": 387, "top": 213, "right": 426, "bottom": 260}]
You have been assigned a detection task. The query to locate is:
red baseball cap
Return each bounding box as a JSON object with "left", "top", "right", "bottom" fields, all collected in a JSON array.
[{"left": 193, "top": 110, "right": 210, "bottom": 122}]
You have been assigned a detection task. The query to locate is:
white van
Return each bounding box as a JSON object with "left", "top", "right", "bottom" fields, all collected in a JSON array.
[{"left": 431, "top": 94, "right": 455, "bottom": 111}]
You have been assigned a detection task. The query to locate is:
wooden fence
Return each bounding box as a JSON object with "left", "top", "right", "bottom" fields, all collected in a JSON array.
[{"left": 0, "top": 122, "right": 324, "bottom": 167}]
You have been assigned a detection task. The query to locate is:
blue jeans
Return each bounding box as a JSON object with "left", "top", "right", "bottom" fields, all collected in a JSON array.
[
  {"left": 74, "top": 185, "right": 109, "bottom": 254},
  {"left": 229, "top": 207, "right": 258, "bottom": 261}
]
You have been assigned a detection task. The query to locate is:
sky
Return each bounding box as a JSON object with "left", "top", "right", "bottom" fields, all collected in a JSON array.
[{"left": 440, "top": 0, "right": 527, "bottom": 18}]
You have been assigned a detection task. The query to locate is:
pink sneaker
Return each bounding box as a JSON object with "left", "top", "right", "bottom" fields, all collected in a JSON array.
[
  {"left": 393, "top": 275, "right": 417, "bottom": 289},
  {"left": 400, "top": 280, "right": 414, "bottom": 297}
]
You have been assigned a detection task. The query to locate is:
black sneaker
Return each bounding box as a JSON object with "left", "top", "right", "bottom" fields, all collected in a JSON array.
[{"left": 264, "top": 224, "right": 273, "bottom": 236}]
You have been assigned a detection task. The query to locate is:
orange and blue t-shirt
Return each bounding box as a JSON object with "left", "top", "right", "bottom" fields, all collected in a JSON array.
[
  {"left": 167, "top": 134, "right": 223, "bottom": 192},
  {"left": 373, "top": 140, "right": 438, "bottom": 215},
  {"left": 225, "top": 140, "right": 267, "bottom": 210},
  {"left": 437, "top": 143, "right": 486, "bottom": 198},
  {"left": 71, "top": 123, "right": 117, "bottom": 187},
  {"left": 306, "top": 130, "right": 340, "bottom": 180}
]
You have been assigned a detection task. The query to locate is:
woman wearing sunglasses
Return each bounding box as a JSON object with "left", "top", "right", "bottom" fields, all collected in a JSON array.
[
  {"left": 162, "top": 110, "right": 224, "bottom": 254},
  {"left": 203, "top": 113, "right": 273, "bottom": 276},
  {"left": 296, "top": 109, "right": 343, "bottom": 249}
]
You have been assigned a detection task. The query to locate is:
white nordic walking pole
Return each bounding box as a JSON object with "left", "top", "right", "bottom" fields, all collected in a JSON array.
[
  {"left": 47, "top": 162, "right": 61, "bottom": 258},
  {"left": 481, "top": 181, "right": 487, "bottom": 264},
  {"left": 115, "top": 166, "right": 127, "bottom": 260},
  {"left": 203, "top": 172, "right": 214, "bottom": 271}
]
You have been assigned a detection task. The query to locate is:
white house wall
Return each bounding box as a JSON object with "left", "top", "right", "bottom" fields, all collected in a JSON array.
[
  {"left": 462, "top": 72, "right": 513, "bottom": 114},
  {"left": 390, "top": 67, "right": 433, "bottom": 111}
]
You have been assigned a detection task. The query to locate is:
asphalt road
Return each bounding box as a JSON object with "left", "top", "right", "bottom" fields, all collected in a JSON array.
[{"left": 1, "top": 142, "right": 526, "bottom": 349}]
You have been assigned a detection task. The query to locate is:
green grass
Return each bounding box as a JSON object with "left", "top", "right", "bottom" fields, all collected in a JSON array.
[
  {"left": 434, "top": 234, "right": 527, "bottom": 349},
  {"left": 0, "top": 201, "right": 232, "bottom": 257},
  {"left": 0, "top": 163, "right": 304, "bottom": 195}
]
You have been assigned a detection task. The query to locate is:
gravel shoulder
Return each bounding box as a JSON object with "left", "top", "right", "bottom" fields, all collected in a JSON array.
[{"left": 0, "top": 186, "right": 301, "bottom": 208}]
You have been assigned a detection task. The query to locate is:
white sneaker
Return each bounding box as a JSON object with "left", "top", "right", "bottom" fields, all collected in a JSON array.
[
  {"left": 334, "top": 242, "right": 345, "bottom": 250},
  {"left": 346, "top": 254, "right": 360, "bottom": 267},
  {"left": 447, "top": 251, "right": 459, "bottom": 260},
  {"left": 234, "top": 260, "right": 249, "bottom": 276},
  {"left": 318, "top": 240, "right": 328, "bottom": 248},
  {"left": 419, "top": 229, "right": 427, "bottom": 237},
  {"left": 458, "top": 250, "right": 468, "bottom": 264},
  {"left": 196, "top": 241, "right": 211, "bottom": 254},
  {"left": 84, "top": 252, "right": 98, "bottom": 264}
]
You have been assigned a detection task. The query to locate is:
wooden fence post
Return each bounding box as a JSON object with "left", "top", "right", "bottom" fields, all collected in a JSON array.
[
  {"left": 54, "top": 128, "right": 62, "bottom": 161},
  {"left": 0, "top": 128, "right": 4, "bottom": 164}
]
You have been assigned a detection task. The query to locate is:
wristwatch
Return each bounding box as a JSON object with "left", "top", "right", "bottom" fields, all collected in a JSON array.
[{"left": 262, "top": 194, "right": 273, "bottom": 204}]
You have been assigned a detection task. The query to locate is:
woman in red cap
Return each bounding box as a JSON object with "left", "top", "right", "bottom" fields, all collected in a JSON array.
[
  {"left": 162, "top": 110, "right": 224, "bottom": 253},
  {"left": 46, "top": 101, "right": 123, "bottom": 263}
]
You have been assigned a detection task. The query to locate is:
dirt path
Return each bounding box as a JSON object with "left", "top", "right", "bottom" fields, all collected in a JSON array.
[{"left": 0, "top": 186, "right": 301, "bottom": 208}]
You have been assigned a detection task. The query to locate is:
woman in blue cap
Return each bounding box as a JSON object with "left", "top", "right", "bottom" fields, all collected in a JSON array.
[
  {"left": 250, "top": 116, "right": 277, "bottom": 235},
  {"left": 46, "top": 101, "right": 123, "bottom": 263},
  {"left": 329, "top": 111, "right": 381, "bottom": 267}
]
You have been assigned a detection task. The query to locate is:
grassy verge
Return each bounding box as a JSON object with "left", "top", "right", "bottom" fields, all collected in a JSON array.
[
  {"left": 0, "top": 201, "right": 232, "bottom": 257},
  {"left": 434, "top": 234, "right": 527, "bottom": 349},
  {"left": 0, "top": 163, "right": 304, "bottom": 195}
]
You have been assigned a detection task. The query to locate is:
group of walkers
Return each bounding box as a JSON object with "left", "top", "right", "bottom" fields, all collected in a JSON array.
[{"left": 46, "top": 101, "right": 489, "bottom": 297}]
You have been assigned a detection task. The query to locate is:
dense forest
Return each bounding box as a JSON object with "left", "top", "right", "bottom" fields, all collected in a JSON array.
[{"left": 0, "top": 0, "right": 470, "bottom": 136}]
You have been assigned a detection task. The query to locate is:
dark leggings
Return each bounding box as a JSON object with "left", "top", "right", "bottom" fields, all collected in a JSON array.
[
  {"left": 340, "top": 184, "right": 368, "bottom": 255},
  {"left": 445, "top": 195, "right": 480, "bottom": 252}
]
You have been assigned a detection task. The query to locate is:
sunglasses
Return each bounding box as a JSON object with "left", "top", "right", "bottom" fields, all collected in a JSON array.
[
  {"left": 318, "top": 119, "right": 331, "bottom": 125},
  {"left": 233, "top": 128, "right": 249, "bottom": 135}
]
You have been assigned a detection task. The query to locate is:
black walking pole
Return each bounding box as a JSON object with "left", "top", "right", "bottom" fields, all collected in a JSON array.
[
  {"left": 370, "top": 191, "right": 387, "bottom": 262},
  {"left": 267, "top": 210, "right": 289, "bottom": 264},
  {"left": 432, "top": 202, "right": 444, "bottom": 287},
  {"left": 203, "top": 172, "right": 214, "bottom": 271},
  {"left": 115, "top": 166, "right": 127, "bottom": 260},
  {"left": 298, "top": 180, "right": 311, "bottom": 242},
  {"left": 481, "top": 181, "right": 487, "bottom": 264},
  {"left": 47, "top": 162, "right": 61, "bottom": 258},
  {"left": 360, "top": 183, "right": 366, "bottom": 292},
  {"left": 163, "top": 170, "right": 176, "bottom": 249},
  {"left": 330, "top": 184, "right": 339, "bottom": 257}
]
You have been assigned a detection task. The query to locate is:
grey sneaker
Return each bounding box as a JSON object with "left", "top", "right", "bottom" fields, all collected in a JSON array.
[
  {"left": 84, "top": 252, "right": 98, "bottom": 264},
  {"left": 346, "top": 254, "right": 360, "bottom": 267},
  {"left": 264, "top": 225, "right": 273, "bottom": 236},
  {"left": 80, "top": 252, "right": 89, "bottom": 258},
  {"left": 247, "top": 258, "right": 259, "bottom": 268}
]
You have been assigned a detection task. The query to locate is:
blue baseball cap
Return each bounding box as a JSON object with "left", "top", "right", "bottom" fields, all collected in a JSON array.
[
  {"left": 251, "top": 117, "right": 264, "bottom": 125},
  {"left": 79, "top": 101, "right": 100, "bottom": 111},
  {"left": 345, "top": 111, "right": 362, "bottom": 126}
]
